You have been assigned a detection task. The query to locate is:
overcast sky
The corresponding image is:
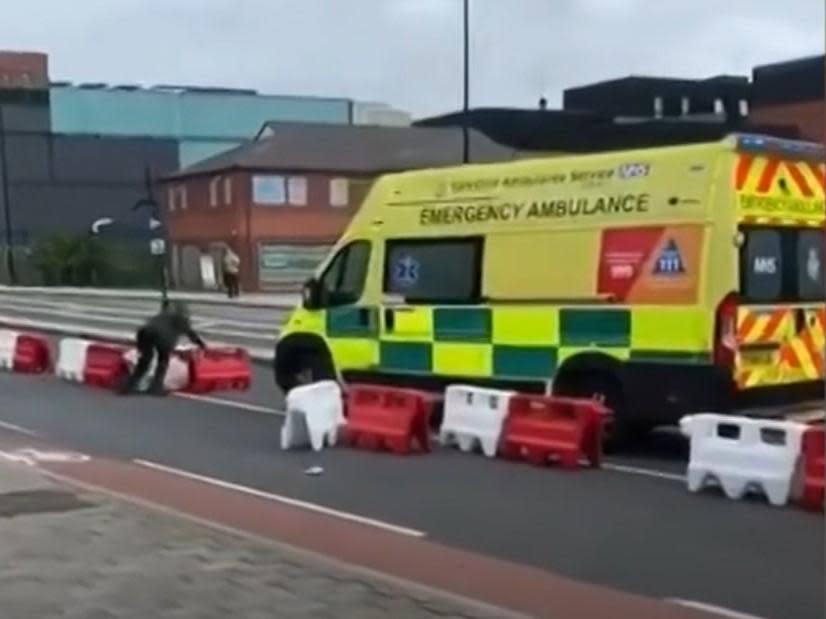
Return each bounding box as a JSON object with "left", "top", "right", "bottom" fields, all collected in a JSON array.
[{"left": 1, "top": 0, "right": 822, "bottom": 118}]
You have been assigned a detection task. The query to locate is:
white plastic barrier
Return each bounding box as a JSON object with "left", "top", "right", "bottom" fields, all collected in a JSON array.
[
  {"left": 281, "top": 380, "right": 344, "bottom": 452},
  {"left": 439, "top": 385, "right": 514, "bottom": 458},
  {"left": 680, "top": 413, "right": 807, "bottom": 506},
  {"left": 123, "top": 349, "right": 191, "bottom": 392},
  {"left": 55, "top": 338, "right": 92, "bottom": 381},
  {"left": 0, "top": 329, "right": 19, "bottom": 370}
]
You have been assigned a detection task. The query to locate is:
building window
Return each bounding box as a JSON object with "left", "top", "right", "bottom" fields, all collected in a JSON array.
[
  {"left": 681, "top": 97, "right": 690, "bottom": 116},
  {"left": 223, "top": 177, "right": 232, "bottom": 205},
  {"left": 653, "top": 96, "right": 664, "bottom": 118},
  {"left": 168, "top": 187, "right": 176, "bottom": 212},
  {"left": 739, "top": 99, "right": 750, "bottom": 117},
  {"left": 180, "top": 186, "right": 188, "bottom": 210},
  {"left": 330, "top": 178, "right": 349, "bottom": 207},
  {"left": 287, "top": 176, "right": 308, "bottom": 206},
  {"left": 209, "top": 176, "right": 221, "bottom": 208},
  {"left": 714, "top": 98, "right": 725, "bottom": 115},
  {"left": 252, "top": 175, "right": 286, "bottom": 205}
]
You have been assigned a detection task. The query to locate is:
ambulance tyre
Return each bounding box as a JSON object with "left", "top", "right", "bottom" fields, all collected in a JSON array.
[
  {"left": 553, "top": 367, "right": 641, "bottom": 450},
  {"left": 273, "top": 335, "right": 336, "bottom": 394}
]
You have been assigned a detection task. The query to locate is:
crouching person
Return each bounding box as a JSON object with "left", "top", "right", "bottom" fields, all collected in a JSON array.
[{"left": 119, "top": 301, "right": 206, "bottom": 396}]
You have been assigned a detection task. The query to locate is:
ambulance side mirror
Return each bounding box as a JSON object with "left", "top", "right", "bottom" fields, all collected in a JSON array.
[{"left": 302, "top": 278, "right": 322, "bottom": 310}]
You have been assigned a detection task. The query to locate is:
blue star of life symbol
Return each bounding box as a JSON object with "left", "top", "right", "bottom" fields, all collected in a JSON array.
[{"left": 393, "top": 255, "right": 419, "bottom": 287}]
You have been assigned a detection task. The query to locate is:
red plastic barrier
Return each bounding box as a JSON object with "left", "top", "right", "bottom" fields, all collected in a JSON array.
[
  {"left": 13, "top": 334, "right": 51, "bottom": 373},
  {"left": 500, "top": 395, "right": 611, "bottom": 469},
  {"left": 343, "top": 385, "right": 433, "bottom": 455},
  {"left": 83, "top": 343, "right": 129, "bottom": 389},
  {"left": 185, "top": 348, "right": 251, "bottom": 393},
  {"left": 799, "top": 426, "right": 824, "bottom": 511}
]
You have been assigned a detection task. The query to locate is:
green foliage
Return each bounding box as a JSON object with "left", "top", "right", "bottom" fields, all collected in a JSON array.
[{"left": 31, "top": 234, "right": 110, "bottom": 286}]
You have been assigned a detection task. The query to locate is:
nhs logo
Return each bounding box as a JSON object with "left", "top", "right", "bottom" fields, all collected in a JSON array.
[{"left": 617, "top": 163, "right": 650, "bottom": 179}]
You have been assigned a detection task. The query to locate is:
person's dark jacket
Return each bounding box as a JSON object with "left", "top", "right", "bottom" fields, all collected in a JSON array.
[{"left": 142, "top": 307, "right": 205, "bottom": 352}]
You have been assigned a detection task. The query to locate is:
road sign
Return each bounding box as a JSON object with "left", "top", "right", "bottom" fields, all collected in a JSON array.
[{"left": 150, "top": 238, "right": 166, "bottom": 256}]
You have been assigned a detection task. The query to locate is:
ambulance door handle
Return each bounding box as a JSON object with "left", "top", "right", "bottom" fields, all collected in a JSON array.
[{"left": 384, "top": 308, "right": 396, "bottom": 332}]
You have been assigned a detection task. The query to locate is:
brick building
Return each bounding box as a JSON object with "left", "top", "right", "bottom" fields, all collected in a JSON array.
[
  {"left": 749, "top": 55, "right": 824, "bottom": 143},
  {"left": 162, "top": 123, "right": 515, "bottom": 291}
]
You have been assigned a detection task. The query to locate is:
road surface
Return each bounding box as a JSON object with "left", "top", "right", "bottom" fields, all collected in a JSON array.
[{"left": 0, "top": 367, "right": 820, "bottom": 619}]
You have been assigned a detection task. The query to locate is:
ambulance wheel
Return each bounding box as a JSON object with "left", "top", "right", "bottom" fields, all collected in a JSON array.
[
  {"left": 553, "top": 372, "right": 640, "bottom": 451},
  {"left": 274, "top": 336, "right": 335, "bottom": 393}
]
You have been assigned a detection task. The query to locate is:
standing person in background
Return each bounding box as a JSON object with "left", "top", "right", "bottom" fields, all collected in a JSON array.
[{"left": 222, "top": 245, "right": 241, "bottom": 299}]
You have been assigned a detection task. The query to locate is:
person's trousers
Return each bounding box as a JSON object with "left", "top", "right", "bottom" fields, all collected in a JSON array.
[
  {"left": 121, "top": 328, "right": 170, "bottom": 393},
  {"left": 224, "top": 272, "right": 240, "bottom": 298}
]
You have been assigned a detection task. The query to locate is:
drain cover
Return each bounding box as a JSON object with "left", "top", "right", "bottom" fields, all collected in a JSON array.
[{"left": 0, "top": 489, "right": 94, "bottom": 518}]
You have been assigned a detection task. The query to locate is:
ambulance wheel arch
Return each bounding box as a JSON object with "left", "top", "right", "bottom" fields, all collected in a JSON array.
[
  {"left": 274, "top": 333, "right": 336, "bottom": 393},
  {"left": 552, "top": 353, "right": 638, "bottom": 443}
]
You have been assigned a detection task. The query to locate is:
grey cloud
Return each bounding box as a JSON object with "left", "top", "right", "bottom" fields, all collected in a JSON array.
[{"left": 0, "top": 0, "right": 821, "bottom": 118}]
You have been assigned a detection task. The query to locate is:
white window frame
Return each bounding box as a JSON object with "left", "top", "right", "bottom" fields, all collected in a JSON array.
[
  {"left": 252, "top": 175, "right": 287, "bottom": 206},
  {"left": 209, "top": 176, "right": 221, "bottom": 208},
  {"left": 168, "top": 187, "right": 176, "bottom": 212},
  {"left": 179, "top": 186, "right": 188, "bottom": 210},
  {"left": 223, "top": 176, "right": 232, "bottom": 205},
  {"left": 287, "top": 176, "right": 308, "bottom": 206},
  {"left": 330, "top": 177, "right": 349, "bottom": 207}
]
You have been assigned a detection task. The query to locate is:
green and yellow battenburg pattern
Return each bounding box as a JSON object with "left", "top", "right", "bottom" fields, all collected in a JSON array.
[{"left": 286, "top": 304, "right": 712, "bottom": 381}]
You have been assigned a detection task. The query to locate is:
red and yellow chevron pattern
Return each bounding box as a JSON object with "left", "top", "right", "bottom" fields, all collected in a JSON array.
[
  {"left": 736, "top": 306, "right": 826, "bottom": 389},
  {"left": 735, "top": 155, "right": 825, "bottom": 227}
]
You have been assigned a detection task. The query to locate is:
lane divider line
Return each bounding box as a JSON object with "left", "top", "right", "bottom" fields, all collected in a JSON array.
[
  {"left": 0, "top": 420, "right": 40, "bottom": 437},
  {"left": 602, "top": 462, "right": 686, "bottom": 482},
  {"left": 133, "top": 459, "right": 426, "bottom": 539},
  {"left": 173, "top": 392, "right": 285, "bottom": 416},
  {"left": 668, "top": 598, "right": 769, "bottom": 619}
]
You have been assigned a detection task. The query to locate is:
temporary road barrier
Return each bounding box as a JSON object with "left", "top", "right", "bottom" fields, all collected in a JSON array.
[
  {"left": 439, "top": 385, "right": 514, "bottom": 457},
  {"left": 0, "top": 330, "right": 50, "bottom": 373},
  {"left": 281, "top": 380, "right": 344, "bottom": 451},
  {"left": 680, "top": 414, "right": 807, "bottom": 506},
  {"left": 798, "top": 425, "right": 824, "bottom": 511},
  {"left": 185, "top": 348, "right": 251, "bottom": 393},
  {"left": 123, "top": 348, "right": 190, "bottom": 392},
  {"left": 343, "top": 385, "right": 433, "bottom": 455},
  {"left": 500, "top": 395, "right": 610, "bottom": 469},
  {"left": 57, "top": 337, "right": 129, "bottom": 389}
]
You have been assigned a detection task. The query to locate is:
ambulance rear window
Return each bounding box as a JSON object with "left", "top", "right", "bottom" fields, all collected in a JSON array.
[{"left": 739, "top": 227, "right": 824, "bottom": 303}]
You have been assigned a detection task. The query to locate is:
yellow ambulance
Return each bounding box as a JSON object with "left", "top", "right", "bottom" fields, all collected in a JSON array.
[{"left": 275, "top": 134, "right": 825, "bottom": 440}]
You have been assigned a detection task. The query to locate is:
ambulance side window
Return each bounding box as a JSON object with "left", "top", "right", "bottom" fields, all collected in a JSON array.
[
  {"left": 797, "top": 230, "right": 824, "bottom": 301},
  {"left": 740, "top": 229, "right": 782, "bottom": 302},
  {"left": 318, "top": 241, "right": 370, "bottom": 307},
  {"left": 384, "top": 237, "right": 482, "bottom": 304}
]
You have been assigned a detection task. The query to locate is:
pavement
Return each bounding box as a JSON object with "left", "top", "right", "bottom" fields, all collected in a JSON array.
[
  {"left": 0, "top": 458, "right": 507, "bottom": 619},
  {"left": 0, "top": 368, "right": 821, "bottom": 619}
]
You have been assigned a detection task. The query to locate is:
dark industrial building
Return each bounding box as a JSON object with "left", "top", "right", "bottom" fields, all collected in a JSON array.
[
  {"left": 416, "top": 70, "right": 807, "bottom": 152},
  {"left": 749, "top": 54, "right": 824, "bottom": 143}
]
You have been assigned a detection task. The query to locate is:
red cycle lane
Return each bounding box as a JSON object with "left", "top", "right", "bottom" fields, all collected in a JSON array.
[{"left": 0, "top": 428, "right": 727, "bottom": 619}]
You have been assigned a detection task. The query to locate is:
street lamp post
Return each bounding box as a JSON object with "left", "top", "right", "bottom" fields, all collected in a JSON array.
[
  {"left": 462, "top": 0, "right": 470, "bottom": 164},
  {"left": 0, "top": 105, "right": 16, "bottom": 284}
]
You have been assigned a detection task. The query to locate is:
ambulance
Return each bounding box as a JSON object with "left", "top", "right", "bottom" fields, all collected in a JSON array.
[{"left": 274, "top": 134, "right": 825, "bottom": 440}]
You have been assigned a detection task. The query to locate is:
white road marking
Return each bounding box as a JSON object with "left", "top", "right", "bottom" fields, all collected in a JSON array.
[
  {"left": 133, "top": 459, "right": 426, "bottom": 538},
  {"left": 174, "top": 392, "right": 284, "bottom": 416},
  {"left": 602, "top": 462, "right": 686, "bottom": 482},
  {"left": 668, "top": 598, "right": 769, "bottom": 619},
  {"left": 0, "top": 448, "right": 90, "bottom": 466},
  {"left": 0, "top": 420, "right": 39, "bottom": 437}
]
